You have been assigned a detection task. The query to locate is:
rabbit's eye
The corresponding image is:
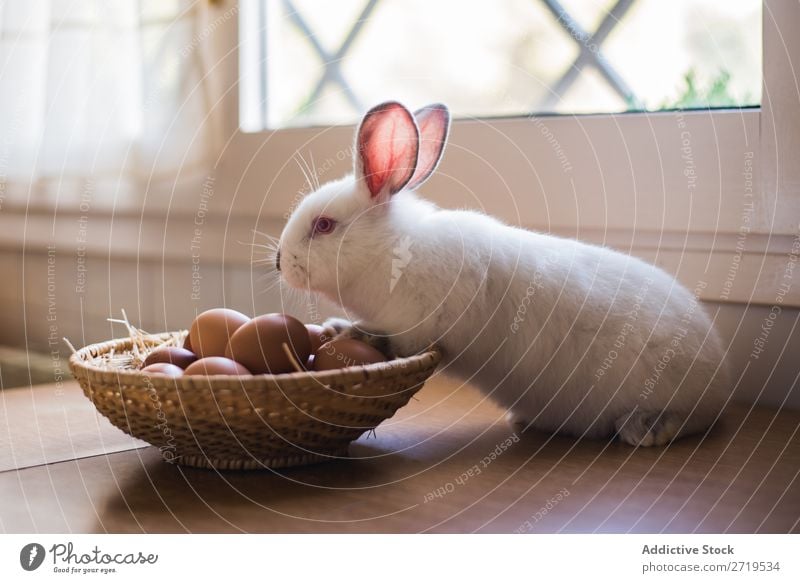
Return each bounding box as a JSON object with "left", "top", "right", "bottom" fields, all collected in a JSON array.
[{"left": 311, "top": 216, "right": 336, "bottom": 236}]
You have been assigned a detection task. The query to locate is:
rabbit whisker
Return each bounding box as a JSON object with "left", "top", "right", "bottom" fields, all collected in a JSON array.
[
  {"left": 298, "top": 150, "right": 319, "bottom": 191},
  {"left": 251, "top": 229, "right": 280, "bottom": 244},
  {"left": 294, "top": 153, "right": 315, "bottom": 194},
  {"left": 308, "top": 150, "right": 320, "bottom": 190},
  {"left": 240, "top": 241, "right": 278, "bottom": 252}
]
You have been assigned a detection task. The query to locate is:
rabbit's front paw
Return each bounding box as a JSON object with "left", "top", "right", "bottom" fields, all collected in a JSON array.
[
  {"left": 321, "top": 318, "right": 393, "bottom": 358},
  {"left": 321, "top": 317, "right": 353, "bottom": 338}
]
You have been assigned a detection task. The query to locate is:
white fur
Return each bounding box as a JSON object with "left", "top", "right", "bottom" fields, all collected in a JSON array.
[{"left": 278, "top": 103, "right": 730, "bottom": 446}]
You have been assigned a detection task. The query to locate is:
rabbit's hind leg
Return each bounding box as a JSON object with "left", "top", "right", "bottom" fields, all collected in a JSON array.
[{"left": 614, "top": 409, "right": 691, "bottom": 447}]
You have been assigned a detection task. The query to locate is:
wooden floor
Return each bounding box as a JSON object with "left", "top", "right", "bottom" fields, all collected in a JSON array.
[{"left": 1, "top": 377, "right": 798, "bottom": 533}]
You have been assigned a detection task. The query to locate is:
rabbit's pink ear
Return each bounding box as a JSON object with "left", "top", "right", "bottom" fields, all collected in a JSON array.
[
  {"left": 407, "top": 103, "right": 450, "bottom": 190},
  {"left": 356, "top": 102, "right": 419, "bottom": 202}
]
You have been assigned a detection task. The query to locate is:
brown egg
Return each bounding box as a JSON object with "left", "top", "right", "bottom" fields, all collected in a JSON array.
[
  {"left": 313, "top": 339, "right": 387, "bottom": 371},
  {"left": 305, "top": 355, "right": 315, "bottom": 371},
  {"left": 141, "top": 363, "right": 184, "bottom": 377},
  {"left": 142, "top": 347, "right": 197, "bottom": 369},
  {"left": 189, "top": 308, "right": 250, "bottom": 358},
  {"left": 184, "top": 357, "right": 251, "bottom": 376},
  {"left": 183, "top": 333, "right": 192, "bottom": 351},
  {"left": 306, "top": 324, "right": 330, "bottom": 354},
  {"left": 225, "top": 313, "right": 311, "bottom": 374}
]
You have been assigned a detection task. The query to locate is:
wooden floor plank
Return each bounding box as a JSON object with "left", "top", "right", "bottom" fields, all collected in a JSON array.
[
  {"left": 0, "top": 382, "right": 146, "bottom": 472},
  {"left": 0, "top": 378, "right": 798, "bottom": 533}
]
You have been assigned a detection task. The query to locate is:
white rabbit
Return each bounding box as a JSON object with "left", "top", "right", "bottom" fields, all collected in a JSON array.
[{"left": 277, "top": 101, "right": 730, "bottom": 447}]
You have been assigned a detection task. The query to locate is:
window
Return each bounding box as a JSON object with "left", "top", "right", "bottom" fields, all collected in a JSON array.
[
  {"left": 213, "top": 0, "right": 798, "bottom": 308},
  {"left": 240, "top": 0, "right": 761, "bottom": 130}
]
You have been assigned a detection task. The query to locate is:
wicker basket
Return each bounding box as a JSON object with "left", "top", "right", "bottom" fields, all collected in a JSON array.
[{"left": 68, "top": 332, "right": 440, "bottom": 470}]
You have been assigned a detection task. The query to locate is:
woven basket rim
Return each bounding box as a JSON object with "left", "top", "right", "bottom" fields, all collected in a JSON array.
[{"left": 68, "top": 331, "right": 440, "bottom": 387}]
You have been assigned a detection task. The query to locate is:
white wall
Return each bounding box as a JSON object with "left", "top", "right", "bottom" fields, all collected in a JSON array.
[{"left": 3, "top": 246, "right": 797, "bottom": 411}]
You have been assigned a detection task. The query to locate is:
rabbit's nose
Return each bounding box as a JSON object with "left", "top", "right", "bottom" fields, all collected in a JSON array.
[{"left": 276, "top": 248, "right": 281, "bottom": 271}]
